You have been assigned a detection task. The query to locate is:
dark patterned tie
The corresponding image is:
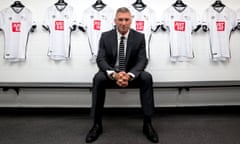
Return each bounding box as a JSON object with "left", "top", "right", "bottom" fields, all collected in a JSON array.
[{"left": 119, "top": 36, "right": 125, "bottom": 71}]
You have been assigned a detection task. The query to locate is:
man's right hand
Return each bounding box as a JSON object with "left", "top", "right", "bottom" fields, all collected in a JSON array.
[{"left": 113, "top": 71, "right": 130, "bottom": 87}]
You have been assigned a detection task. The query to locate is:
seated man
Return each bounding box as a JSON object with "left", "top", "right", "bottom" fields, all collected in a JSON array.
[{"left": 85, "top": 7, "right": 159, "bottom": 143}]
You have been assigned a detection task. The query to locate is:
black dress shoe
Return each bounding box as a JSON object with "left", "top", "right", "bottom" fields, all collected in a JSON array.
[
  {"left": 85, "top": 124, "right": 103, "bottom": 143},
  {"left": 143, "top": 123, "right": 159, "bottom": 143}
]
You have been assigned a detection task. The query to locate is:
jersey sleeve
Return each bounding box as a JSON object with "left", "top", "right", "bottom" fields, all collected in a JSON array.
[
  {"left": 79, "top": 10, "right": 88, "bottom": 31},
  {"left": 28, "top": 9, "right": 36, "bottom": 31},
  {"left": 70, "top": 6, "right": 77, "bottom": 29},
  {"left": 42, "top": 8, "right": 50, "bottom": 30},
  {"left": 230, "top": 10, "right": 237, "bottom": 28},
  {"left": 191, "top": 9, "right": 201, "bottom": 30},
  {"left": 202, "top": 9, "right": 209, "bottom": 27},
  {"left": 109, "top": 9, "right": 115, "bottom": 29},
  {"left": 0, "top": 11, "right": 3, "bottom": 30},
  {"left": 150, "top": 9, "right": 157, "bottom": 31},
  {"left": 237, "top": 9, "right": 240, "bottom": 24},
  {"left": 161, "top": 9, "right": 170, "bottom": 30},
  {"left": 32, "top": 18, "right": 37, "bottom": 28},
  {"left": 151, "top": 11, "right": 160, "bottom": 31},
  {"left": 0, "top": 10, "right": 7, "bottom": 30}
]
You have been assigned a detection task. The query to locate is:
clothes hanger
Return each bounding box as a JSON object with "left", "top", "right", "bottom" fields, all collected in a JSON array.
[
  {"left": 11, "top": 1, "right": 24, "bottom": 8},
  {"left": 92, "top": 0, "right": 106, "bottom": 11},
  {"left": 172, "top": 0, "right": 186, "bottom": 7},
  {"left": 132, "top": 0, "right": 146, "bottom": 11},
  {"left": 172, "top": 0, "right": 187, "bottom": 13},
  {"left": 11, "top": 1, "right": 25, "bottom": 14},
  {"left": 55, "top": 0, "right": 68, "bottom": 6},
  {"left": 211, "top": 0, "right": 225, "bottom": 13},
  {"left": 55, "top": 0, "right": 68, "bottom": 12},
  {"left": 55, "top": 0, "right": 67, "bottom": 6},
  {"left": 211, "top": 0, "right": 225, "bottom": 8}
]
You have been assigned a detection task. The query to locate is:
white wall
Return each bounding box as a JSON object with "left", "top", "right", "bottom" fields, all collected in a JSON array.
[{"left": 0, "top": 0, "right": 240, "bottom": 84}]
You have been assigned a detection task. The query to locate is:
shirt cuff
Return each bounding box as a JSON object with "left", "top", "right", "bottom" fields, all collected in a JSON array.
[
  {"left": 127, "top": 72, "right": 135, "bottom": 80},
  {"left": 107, "top": 70, "right": 115, "bottom": 80}
]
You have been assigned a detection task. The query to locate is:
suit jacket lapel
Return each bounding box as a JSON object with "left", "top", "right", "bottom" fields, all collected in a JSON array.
[
  {"left": 110, "top": 30, "right": 118, "bottom": 63},
  {"left": 126, "top": 30, "right": 134, "bottom": 65}
]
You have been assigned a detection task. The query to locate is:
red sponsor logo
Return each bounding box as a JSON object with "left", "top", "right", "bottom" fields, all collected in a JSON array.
[
  {"left": 12, "top": 22, "right": 21, "bottom": 32},
  {"left": 174, "top": 21, "right": 185, "bottom": 31},
  {"left": 136, "top": 21, "right": 144, "bottom": 31},
  {"left": 94, "top": 20, "right": 101, "bottom": 30},
  {"left": 55, "top": 21, "right": 64, "bottom": 31},
  {"left": 216, "top": 21, "right": 225, "bottom": 31}
]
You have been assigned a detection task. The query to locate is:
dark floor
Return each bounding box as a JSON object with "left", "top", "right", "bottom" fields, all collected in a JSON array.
[{"left": 0, "top": 107, "right": 240, "bottom": 144}]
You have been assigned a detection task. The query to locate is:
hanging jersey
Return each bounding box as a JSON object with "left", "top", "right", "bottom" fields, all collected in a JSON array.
[
  {"left": 0, "top": 7, "right": 35, "bottom": 62},
  {"left": 129, "top": 5, "right": 158, "bottom": 59},
  {"left": 162, "top": 6, "right": 200, "bottom": 62},
  {"left": 80, "top": 6, "right": 114, "bottom": 57},
  {"left": 43, "top": 4, "right": 77, "bottom": 60},
  {"left": 202, "top": 6, "right": 236, "bottom": 61}
]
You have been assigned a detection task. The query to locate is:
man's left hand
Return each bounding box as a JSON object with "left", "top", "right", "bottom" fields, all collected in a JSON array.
[{"left": 115, "top": 71, "right": 130, "bottom": 87}]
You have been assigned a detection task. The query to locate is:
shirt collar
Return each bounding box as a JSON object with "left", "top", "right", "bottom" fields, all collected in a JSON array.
[{"left": 116, "top": 29, "right": 130, "bottom": 40}]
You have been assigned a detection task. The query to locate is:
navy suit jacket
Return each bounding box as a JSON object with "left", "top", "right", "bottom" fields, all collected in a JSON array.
[{"left": 96, "top": 29, "right": 148, "bottom": 78}]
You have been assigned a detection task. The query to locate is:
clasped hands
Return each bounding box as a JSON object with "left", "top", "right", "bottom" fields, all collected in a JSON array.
[{"left": 112, "top": 71, "right": 131, "bottom": 87}]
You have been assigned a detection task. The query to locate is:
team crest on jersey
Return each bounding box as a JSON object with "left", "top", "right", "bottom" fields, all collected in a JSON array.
[
  {"left": 171, "top": 16, "right": 174, "bottom": 19},
  {"left": 211, "top": 16, "right": 215, "bottom": 19},
  {"left": 144, "top": 15, "right": 148, "bottom": 20},
  {"left": 52, "top": 15, "right": 56, "bottom": 19},
  {"left": 224, "top": 16, "right": 228, "bottom": 20},
  {"left": 64, "top": 15, "right": 69, "bottom": 19},
  {"left": 9, "top": 17, "right": 12, "bottom": 20},
  {"left": 90, "top": 15, "right": 94, "bottom": 19},
  {"left": 184, "top": 16, "right": 190, "bottom": 20},
  {"left": 101, "top": 15, "right": 107, "bottom": 20},
  {"left": 21, "top": 16, "right": 24, "bottom": 20}
]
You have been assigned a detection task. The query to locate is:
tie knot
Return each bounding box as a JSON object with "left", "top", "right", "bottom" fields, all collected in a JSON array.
[{"left": 121, "top": 36, "right": 125, "bottom": 40}]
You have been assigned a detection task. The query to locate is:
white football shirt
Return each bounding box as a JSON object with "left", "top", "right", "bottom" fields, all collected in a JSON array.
[
  {"left": 80, "top": 6, "right": 114, "bottom": 57},
  {"left": 129, "top": 5, "right": 158, "bottom": 59},
  {"left": 43, "top": 4, "right": 77, "bottom": 60},
  {"left": 202, "top": 6, "right": 236, "bottom": 61},
  {"left": 162, "top": 6, "right": 201, "bottom": 62},
  {"left": 0, "top": 7, "right": 35, "bottom": 62}
]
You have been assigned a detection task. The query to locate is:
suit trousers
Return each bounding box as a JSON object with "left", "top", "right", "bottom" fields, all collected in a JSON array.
[{"left": 91, "top": 71, "right": 155, "bottom": 123}]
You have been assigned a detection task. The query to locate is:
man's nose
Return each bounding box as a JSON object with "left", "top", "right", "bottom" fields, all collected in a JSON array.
[{"left": 122, "top": 20, "right": 127, "bottom": 25}]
